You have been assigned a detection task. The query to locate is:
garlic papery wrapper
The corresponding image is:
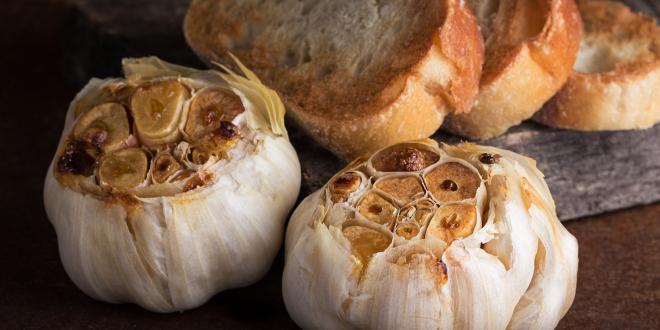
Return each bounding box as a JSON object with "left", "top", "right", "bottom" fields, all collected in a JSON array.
[
  {"left": 283, "top": 140, "right": 577, "bottom": 330},
  {"left": 44, "top": 57, "right": 301, "bottom": 312}
]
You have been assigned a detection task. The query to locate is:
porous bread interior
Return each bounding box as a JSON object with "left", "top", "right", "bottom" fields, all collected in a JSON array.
[
  {"left": 186, "top": 0, "right": 444, "bottom": 117},
  {"left": 574, "top": 37, "right": 656, "bottom": 73},
  {"left": 572, "top": 1, "right": 660, "bottom": 74}
]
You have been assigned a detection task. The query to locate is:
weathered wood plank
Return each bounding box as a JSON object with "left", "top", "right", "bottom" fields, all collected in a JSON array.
[{"left": 63, "top": 0, "right": 660, "bottom": 220}]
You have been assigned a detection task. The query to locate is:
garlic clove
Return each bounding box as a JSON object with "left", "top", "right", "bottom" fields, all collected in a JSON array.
[
  {"left": 394, "top": 222, "right": 420, "bottom": 240},
  {"left": 56, "top": 140, "right": 97, "bottom": 177},
  {"left": 424, "top": 162, "right": 481, "bottom": 202},
  {"left": 357, "top": 192, "right": 398, "bottom": 227},
  {"left": 184, "top": 88, "right": 245, "bottom": 141},
  {"left": 328, "top": 172, "right": 362, "bottom": 203},
  {"left": 152, "top": 150, "right": 181, "bottom": 184},
  {"left": 130, "top": 79, "right": 189, "bottom": 147},
  {"left": 193, "top": 121, "right": 240, "bottom": 160},
  {"left": 374, "top": 175, "right": 425, "bottom": 204},
  {"left": 98, "top": 148, "right": 148, "bottom": 189},
  {"left": 426, "top": 204, "right": 477, "bottom": 243},
  {"left": 342, "top": 225, "right": 391, "bottom": 267},
  {"left": 370, "top": 143, "right": 440, "bottom": 172},
  {"left": 72, "top": 102, "right": 130, "bottom": 152}
]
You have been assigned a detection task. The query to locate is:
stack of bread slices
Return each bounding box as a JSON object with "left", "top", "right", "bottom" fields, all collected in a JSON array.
[{"left": 184, "top": 0, "right": 660, "bottom": 160}]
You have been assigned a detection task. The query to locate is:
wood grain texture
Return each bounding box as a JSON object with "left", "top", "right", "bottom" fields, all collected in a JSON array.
[{"left": 64, "top": 0, "right": 660, "bottom": 220}]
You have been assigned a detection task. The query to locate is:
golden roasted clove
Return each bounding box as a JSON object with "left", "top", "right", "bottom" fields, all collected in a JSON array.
[{"left": 424, "top": 162, "right": 481, "bottom": 202}]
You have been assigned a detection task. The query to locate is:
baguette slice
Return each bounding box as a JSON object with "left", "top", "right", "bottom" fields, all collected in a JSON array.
[
  {"left": 443, "top": 0, "right": 582, "bottom": 139},
  {"left": 184, "top": 0, "right": 484, "bottom": 160},
  {"left": 536, "top": 0, "right": 660, "bottom": 130}
]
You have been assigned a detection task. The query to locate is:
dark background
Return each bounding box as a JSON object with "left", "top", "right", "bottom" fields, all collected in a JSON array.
[{"left": 0, "top": 0, "right": 658, "bottom": 329}]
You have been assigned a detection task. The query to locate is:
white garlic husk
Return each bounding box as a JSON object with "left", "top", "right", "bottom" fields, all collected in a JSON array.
[
  {"left": 283, "top": 140, "right": 577, "bottom": 329},
  {"left": 44, "top": 56, "right": 301, "bottom": 312}
]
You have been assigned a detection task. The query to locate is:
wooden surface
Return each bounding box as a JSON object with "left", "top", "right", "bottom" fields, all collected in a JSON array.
[
  {"left": 66, "top": 0, "right": 660, "bottom": 221},
  {"left": 0, "top": 0, "right": 658, "bottom": 329}
]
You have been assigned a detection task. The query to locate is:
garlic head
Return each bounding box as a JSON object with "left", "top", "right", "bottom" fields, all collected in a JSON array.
[
  {"left": 44, "top": 56, "right": 301, "bottom": 312},
  {"left": 283, "top": 140, "right": 577, "bottom": 329}
]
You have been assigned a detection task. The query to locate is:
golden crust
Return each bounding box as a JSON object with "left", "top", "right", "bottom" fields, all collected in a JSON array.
[
  {"left": 536, "top": 0, "right": 660, "bottom": 130},
  {"left": 184, "top": 0, "right": 483, "bottom": 159},
  {"left": 443, "top": 0, "right": 582, "bottom": 139}
]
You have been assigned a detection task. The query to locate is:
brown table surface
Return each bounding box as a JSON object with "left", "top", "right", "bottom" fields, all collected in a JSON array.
[{"left": 2, "top": 1, "right": 658, "bottom": 329}]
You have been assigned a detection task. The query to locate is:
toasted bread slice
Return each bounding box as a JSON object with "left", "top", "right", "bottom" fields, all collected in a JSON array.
[
  {"left": 443, "top": 0, "right": 581, "bottom": 139},
  {"left": 184, "top": 0, "right": 483, "bottom": 159},
  {"left": 536, "top": 0, "right": 660, "bottom": 130}
]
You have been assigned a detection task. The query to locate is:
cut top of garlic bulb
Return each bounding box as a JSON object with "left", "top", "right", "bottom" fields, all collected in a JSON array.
[
  {"left": 52, "top": 56, "right": 288, "bottom": 199},
  {"left": 45, "top": 56, "right": 301, "bottom": 313},
  {"left": 283, "top": 140, "right": 578, "bottom": 330}
]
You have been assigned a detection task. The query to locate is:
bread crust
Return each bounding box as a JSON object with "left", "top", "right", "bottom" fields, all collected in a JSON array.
[
  {"left": 184, "top": 0, "right": 483, "bottom": 159},
  {"left": 536, "top": 0, "right": 660, "bottom": 131},
  {"left": 443, "top": 0, "right": 581, "bottom": 139}
]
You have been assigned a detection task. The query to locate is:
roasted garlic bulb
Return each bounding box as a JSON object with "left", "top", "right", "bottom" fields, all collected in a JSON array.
[
  {"left": 44, "top": 57, "right": 301, "bottom": 312},
  {"left": 283, "top": 141, "right": 578, "bottom": 329}
]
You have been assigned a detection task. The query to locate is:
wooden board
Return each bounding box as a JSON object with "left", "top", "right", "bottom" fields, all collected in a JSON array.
[{"left": 64, "top": 0, "right": 660, "bottom": 220}]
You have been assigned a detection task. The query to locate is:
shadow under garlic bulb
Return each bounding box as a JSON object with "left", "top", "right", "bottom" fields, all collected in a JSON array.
[
  {"left": 283, "top": 140, "right": 578, "bottom": 330},
  {"left": 44, "top": 57, "right": 301, "bottom": 312}
]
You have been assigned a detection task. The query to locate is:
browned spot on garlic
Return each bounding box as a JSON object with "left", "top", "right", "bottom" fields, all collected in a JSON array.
[
  {"left": 56, "top": 140, "right": 96, "bottom": 176},
  {"left": 183, "top": 172, "right": 214, "bottom": 192},
  {"left": 328, "top": 172, "right": 362, "bottom": 202},
  {"left": 357, "top": 192, "right": 397, "bottom": 227},
  {"left": 426, "top": 204, "right": 477, "bottom": 243},
  {"left": 431, "top": 258, "right": 449, "bottom": 285},
  {"left": 479, "top": 153, "right": 501, "bottom": 165},
  {"left": 98, "top": 148, "right": 148, "bottom": 189},
  {"left": 371, "top": 145, "right": 440, "bottom": 172},
  {"left": 395, "top": 252, "right": 448, "bottom": 284},
  {"left": 194, "top": 121, "right": 241, "bottom": 161},
  {"left": 184, "top": 88, "right": 245, "bottom": 141},
  {"left": 395, "top": 223, "right": 420, "bottom": 240},
  {"left": 342, "top": 225, "right": 391, "bottom": 267},
  {"left": 424, "top": 162, "right": 481, "bottom": 202},
  {"left": 374, "top": 175, "right": 425, "bottom": 204}
]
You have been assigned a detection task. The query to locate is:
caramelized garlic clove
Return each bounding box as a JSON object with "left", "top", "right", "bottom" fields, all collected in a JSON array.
[
  {"left": 374, "top": 175, "right": 425, "bottom": 204},
  {"left": 342, "top": 225, "right": 391, "bottom": 267},
  {"left": 184, "top": 88, "right": 245, "bottom": 141},
  {"left": 395, "top": 222, "right": 420, "bottom": 240},
  {"left": 328, "top": 172, "right": 362, "bottom": 202},
  {"left": 56, "top": 140, "right": 96, "bottom": 176},
  {"left": 424, "top": 162, "right": 481, "bottom": 202},
  {"left": 98, "top": 148, "right": 148, "bottom": 189},
  {"left": 152, "top": 151, "right": 181, "bottom": 183},
  {"left": 194, "top": 121, "right": 241, "bottom": 160},
  {"left": 426, "top": 204, "right": 477, "bottom": 243},
  {"left": 371, "top": 144, "right": 440, "bottom": 172},
  {"left": 72, "top": 102, "right": 130, "bottom": 152},
  {"left": 130, "top": 80, "right": 189, "bottom": 147},
  {"left": 357, "top": 192, "right": 398, "bottom": 227}
]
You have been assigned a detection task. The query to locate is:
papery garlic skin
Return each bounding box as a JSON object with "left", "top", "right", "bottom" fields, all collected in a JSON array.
[
  {"left": 283, "top": 141, "right": 577, "bottom": 330},
  {"left": 44, "top": 57, "right": 301, "bottom": 312}
]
